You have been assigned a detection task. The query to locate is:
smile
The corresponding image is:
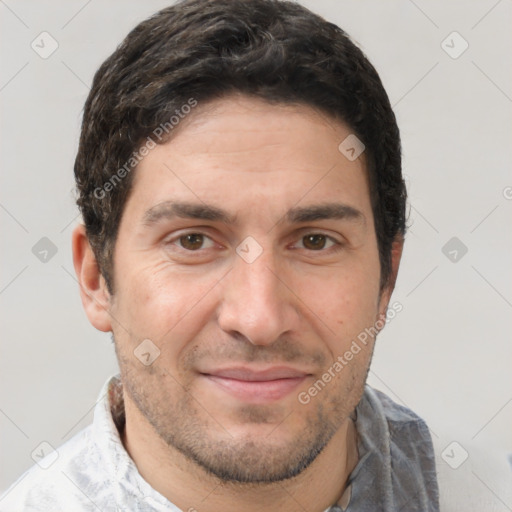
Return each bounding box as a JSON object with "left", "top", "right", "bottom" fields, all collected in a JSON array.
[{"left": 200, "top": 366, "right": 311, "bottom": 403}]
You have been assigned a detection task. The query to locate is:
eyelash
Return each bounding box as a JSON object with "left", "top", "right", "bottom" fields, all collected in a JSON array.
[
  {"left": 166, "top": 231, "right": 344, "bottom": 254},
  {"left": 293, "top": 234, "right": 340, "bottom": 251}
]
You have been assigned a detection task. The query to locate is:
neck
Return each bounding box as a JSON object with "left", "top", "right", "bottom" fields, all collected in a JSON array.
[{"left": 121, "top": 395, "right": 358, "bottom": 512}]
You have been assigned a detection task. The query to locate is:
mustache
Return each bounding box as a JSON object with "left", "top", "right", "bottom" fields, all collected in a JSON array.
[{"left": 183, "top": 337, "right": 327, "bottom": 369}]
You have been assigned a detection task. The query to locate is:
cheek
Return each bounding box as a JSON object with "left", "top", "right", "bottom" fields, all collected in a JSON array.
[
  {"left": 294, "top": 260, "right": 381, "bottom": 335},
  {"left": 111, "top": 263, "right": 218, "bottom": 353}
]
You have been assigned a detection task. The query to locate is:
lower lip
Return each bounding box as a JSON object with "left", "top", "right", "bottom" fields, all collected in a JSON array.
[{"left": 202, "top": 375, "right": 308, "bottom": 403}]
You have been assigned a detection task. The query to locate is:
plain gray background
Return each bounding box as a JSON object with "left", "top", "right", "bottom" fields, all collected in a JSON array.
[{"left": 1, "top": 0, "right": 511, "bottom": 498}]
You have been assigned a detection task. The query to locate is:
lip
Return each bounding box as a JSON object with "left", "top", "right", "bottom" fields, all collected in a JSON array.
[{"left": 200, "top": 366, "right": 311, "bottom": 403}]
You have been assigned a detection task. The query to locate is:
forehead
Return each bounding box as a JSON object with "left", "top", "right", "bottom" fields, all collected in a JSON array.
[{"left": 126, "top": 95, "right": 371, "bottom": 221}]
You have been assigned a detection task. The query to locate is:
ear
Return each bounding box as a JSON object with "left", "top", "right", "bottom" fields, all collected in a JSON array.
[
  {"left": 72, "top": 224, "right": 113, "bottom": 332},
  {"left": 377, "top": 236, "right": 404, "bottom": 316}
]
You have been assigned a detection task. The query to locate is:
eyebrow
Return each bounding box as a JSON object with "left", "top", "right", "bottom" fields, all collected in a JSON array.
[
  {"left": 141, "top": 200, "right": 365, "bottom": 227},
  {"left": 142, "top": 201, "right": 235, "bottom": 225},
  {"left": 286, "top": 203, "right": 365, "bottom": 224}
]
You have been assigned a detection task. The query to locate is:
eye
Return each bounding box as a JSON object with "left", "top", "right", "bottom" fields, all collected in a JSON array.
[
  {"left": 176, "top": 233, "right": 215, "bottom": 251},
  {"left": 297, "top": 233, "right": 338, "bottom": 251}
]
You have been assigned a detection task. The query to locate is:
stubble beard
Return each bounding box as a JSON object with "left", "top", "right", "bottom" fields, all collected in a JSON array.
[{"left": 120, "top": 362, "right": 360, "bottom": 484}]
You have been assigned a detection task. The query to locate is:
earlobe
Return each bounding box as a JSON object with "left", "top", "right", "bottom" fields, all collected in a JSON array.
[{"left": 72, "top": 224, "right": 113, "bottom": 332}]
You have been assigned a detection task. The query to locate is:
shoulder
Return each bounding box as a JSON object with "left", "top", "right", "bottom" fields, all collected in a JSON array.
[
  {"left": 368, "top": 386, "right": 435, "bottom": 461},
  {"left": 362, "top": 386, "right": 512, "bottom": 511},
  {"left": 366, "top": 385, "right": 427, "bottom": 424},
  {"left": 361, "top": 385, "right": 434, "bottom": 449},
  {"left": 0, "top": 426, "right": 115, "bottom": 512}
]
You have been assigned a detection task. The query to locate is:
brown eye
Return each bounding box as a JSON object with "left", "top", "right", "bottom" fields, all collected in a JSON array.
[
  {"left": 179, "top": 234, "right": 205, "bottom": 250},
  {"left": 302, "top": 234, "right": 327, "bottom": 250}
]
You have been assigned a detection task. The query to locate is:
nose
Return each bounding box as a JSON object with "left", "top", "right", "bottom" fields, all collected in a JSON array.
[{"left": 217, "top": 249, "right": 300, "bottom": 346}]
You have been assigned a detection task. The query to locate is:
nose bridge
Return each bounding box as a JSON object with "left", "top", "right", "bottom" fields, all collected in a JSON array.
[
  {"left": 242, "top": 251, "right": 280, "bottom": 304},
  {"left": 218, "top": 247, "right": 297, "bottom": 345}
]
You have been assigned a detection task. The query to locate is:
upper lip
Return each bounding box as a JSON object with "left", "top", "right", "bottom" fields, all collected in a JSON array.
[{"left": 201, "top": 366, "right": 310, "bottom": 381}]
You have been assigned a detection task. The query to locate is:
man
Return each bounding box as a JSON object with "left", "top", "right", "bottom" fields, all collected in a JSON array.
[{"left": 1, "top": 0, "right": 441, "bottom": 510}]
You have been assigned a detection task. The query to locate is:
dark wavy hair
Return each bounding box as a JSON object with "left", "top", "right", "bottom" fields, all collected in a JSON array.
[{"left": 74, "top": 0, "right": 406, "bottom": 293}]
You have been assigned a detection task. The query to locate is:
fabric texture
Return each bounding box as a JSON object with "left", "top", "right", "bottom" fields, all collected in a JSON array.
[{"left": 0, "top": 376, "right": 440, "bottom": 512}]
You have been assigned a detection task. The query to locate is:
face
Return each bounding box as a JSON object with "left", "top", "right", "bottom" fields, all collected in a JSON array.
[{"left": 107, "top": 95, "right": 393, "bottom": 483}]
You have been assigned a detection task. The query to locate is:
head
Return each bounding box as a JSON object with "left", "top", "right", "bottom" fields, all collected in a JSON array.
[{"left": 73, "top": 0, "right": 406, "bottom": 484}]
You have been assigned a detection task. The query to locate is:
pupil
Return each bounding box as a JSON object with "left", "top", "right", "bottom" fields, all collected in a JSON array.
[
  {"left": 304, "top": 234, "right": 325, "bottom": 250},
  {"left": 182, "top": 234, "right": 203, "bottom": 250}
]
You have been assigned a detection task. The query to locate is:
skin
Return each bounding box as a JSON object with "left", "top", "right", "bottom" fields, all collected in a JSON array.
[{"left": 73, "top": 94, "right": 403, "bottom": 512}]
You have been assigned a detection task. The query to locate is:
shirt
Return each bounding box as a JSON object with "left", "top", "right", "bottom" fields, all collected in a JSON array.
[{"left": 0, "top": 375, "right": 440, "bottom": 511}]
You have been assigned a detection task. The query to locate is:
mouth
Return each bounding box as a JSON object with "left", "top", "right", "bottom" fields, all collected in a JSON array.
[{"left": 199, "top": 366, "right": 311, "bottom": 403}]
